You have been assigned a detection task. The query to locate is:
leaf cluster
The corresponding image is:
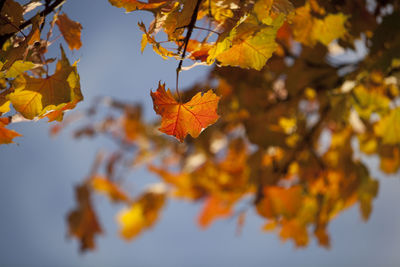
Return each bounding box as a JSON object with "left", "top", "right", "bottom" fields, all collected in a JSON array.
[{"left": 2, "top": 0, "right": 400, "bottom": 253}]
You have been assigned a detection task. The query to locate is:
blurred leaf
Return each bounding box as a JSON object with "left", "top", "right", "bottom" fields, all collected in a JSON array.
[
  {"left": 67, "top": 184, "right": 103, "bottom": 252},
  {"left": 117, "top": 190, "right": 166, "bottom": 240},
  {"left": 198, "top": 196, "right": 232, "bottom": 228},
  {"left": 91, "top": 175, "right": 130, "bottom": 203}
]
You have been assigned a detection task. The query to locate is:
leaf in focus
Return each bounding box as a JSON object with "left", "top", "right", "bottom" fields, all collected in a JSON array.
[
  {"left": 0, "top": 117, "right": 22, "bottom": 144},
  {"left": 186, "top": 40, "right": 212, "bottom": 62},
  {"left": 117, "top": 190, "right": 166, "bottom": 240},
  {"left": 374, "top": 107, "right": 400, "bottom": 145},
  {"left": 161, "top": 0, "right": 197, "bottom": 39},
  {"left": 56, "top": 13, "right": 83, "bottom": 50},
  {"left": 151, "top": 83, "right": 220, "bottom": 142},
  {"left": 3, "top": 60, "right": 36, "bottom": 79},
  {"left": 7, "top": 46, "right": 83, "bottom": 120},
  {"left": 138, "top": 22, "right": 178, "bottom": 59},
  {"left": 108, "top": 0, "right": 168, "bottom": 12},
  {"left": 198, "top": 196, "right": 232, "bottom": 228},
  {"left": 0, "top": 15, "right": 41, "bottom": 71},
  {"left": 91, "top": 175, "right": 130, "bottom": 203},
  {"left": 67, "top": 184, "right": 102, "bottom": 252}
]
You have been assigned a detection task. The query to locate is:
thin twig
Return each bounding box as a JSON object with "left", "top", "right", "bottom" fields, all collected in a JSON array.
[{"left": 175, "top": 0, "right": 203, "bottom": 101}]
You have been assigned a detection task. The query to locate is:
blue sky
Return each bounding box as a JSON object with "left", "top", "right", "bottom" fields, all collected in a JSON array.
[{"left": 0, "top": 1, "right": 399, "bottom": 266}]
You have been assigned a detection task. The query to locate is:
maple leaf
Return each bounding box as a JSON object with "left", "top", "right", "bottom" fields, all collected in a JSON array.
[
  {"left": 186, "top": 40, "right": 212, "bottom": 62},
  {"left": 55, "top": 13, "right": 83, "bottom": 50},
  {"left": 2, "top": 60, "right": 36, "bottom": 79},
  {"left": 160, "top": 0, "right": 198, "bottom": 39},
  {"left": 198, "top": 196, "right": 232, "bottom": 228},
  {"left": 0, "top": 15, "right": 41, "bottom": 71},
  {"left": 280, "top": 219, "right": 309, "bottom": 247},
  {"left": 7, "top": 46, "right": 83, "bottom": 121},
  {"left": 254, "top": 0, "right": 294, "bottom": 25},
  {"left": 138, "top": 22, "right": 178, "bottom": 59},
  {"left": 117, "top": 190, "right": 166, "bottom": 240},
  {"left": 67, "top": 184, "right": 103, "bottom": 252},
  {"left": 148, "top": 165, "right": 203, "bottom": 199},
  {"left": 256, "top": 186, "right": 303, "bottom": 219},
  {"left": 379, "top": 146, "right": 400, "bottom": 174},
  {"left": 122, "top": 106, "right": 144, "bottom": 142},
  {"left": 210, "top": 14, "right": 285, "bottom": 70},
  {"left": 150, "top": 83, "right": 220, "bottom": 142},
  {"left": 0, "top": 117, "right": 22, "bottom": 144}
]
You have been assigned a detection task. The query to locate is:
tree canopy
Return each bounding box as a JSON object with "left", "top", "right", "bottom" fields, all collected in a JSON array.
[{"left": 1, "top": 0, "right": 400, "bottom": 252}]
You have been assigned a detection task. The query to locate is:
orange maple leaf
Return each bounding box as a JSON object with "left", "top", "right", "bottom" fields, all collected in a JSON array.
[
  {"left": 0, "top": 117, "right": 22, "bottom": 145},
  {"left": 150, "top": 83, "right": 220, "bottom": 142},
  {"left": 56, "top": 13, "right": 82, "bottom": 50},
  {"left": 198, "top": 196, "right": 232, "bottom": 229}
]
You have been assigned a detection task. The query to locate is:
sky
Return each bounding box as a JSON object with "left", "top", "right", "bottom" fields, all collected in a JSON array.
[{"left": 0, "top": 1, "right": 400, "bottom": 266}]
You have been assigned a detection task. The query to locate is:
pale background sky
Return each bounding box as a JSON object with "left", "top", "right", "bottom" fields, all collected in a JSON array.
[{"left": 0, "top": 1, "right": 399, "bottom": 266}]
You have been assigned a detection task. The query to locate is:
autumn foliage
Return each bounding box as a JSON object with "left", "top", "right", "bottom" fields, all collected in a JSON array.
[{"left": 1, "top": 0, "right": 400, "bottom": 252}]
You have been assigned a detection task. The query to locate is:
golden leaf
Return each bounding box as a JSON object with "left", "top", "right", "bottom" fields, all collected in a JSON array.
[
  {"left": 56, "top": 13, "right": 83, "bottom": 50},
  {"left": 117, "top": 191, "right": 166, "bottom": 240},
  {"left": 7, "top": 46, "right": 83, "bottom": 121}
]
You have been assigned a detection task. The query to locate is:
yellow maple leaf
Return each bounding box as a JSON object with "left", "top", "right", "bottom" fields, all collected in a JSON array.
[
  {"left": 117, "top": 190, "right": 166, "bottom": 240},
  {"left": 7, "top": 46, "right": 83, "bottom": 121},
  {"left": 211, "top": 14, "right": 285, "bottom": 70}
]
